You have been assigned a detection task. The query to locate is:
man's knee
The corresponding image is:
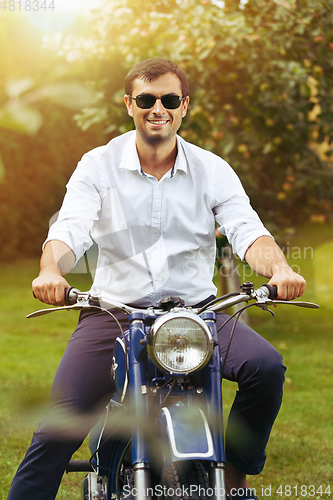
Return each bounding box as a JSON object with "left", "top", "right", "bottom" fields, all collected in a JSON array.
[{"left": 243, "top": 347, "right": 286, "bottom": 394}]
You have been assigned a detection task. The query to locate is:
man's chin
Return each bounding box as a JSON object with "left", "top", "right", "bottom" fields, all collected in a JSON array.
[
  {"left": 140, "top": 130, "right": 173, "bottom": 145},
  {"left": 146, "top": 134, "right": 166, "bottom": 144}
]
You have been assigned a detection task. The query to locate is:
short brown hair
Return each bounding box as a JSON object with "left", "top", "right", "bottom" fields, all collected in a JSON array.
[{"left": 125, "top": 58, "right": 190, "bottom": 98}]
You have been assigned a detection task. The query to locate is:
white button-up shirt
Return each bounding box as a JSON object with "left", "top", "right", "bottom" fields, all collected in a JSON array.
[{"left": 46, "top": 131, "right": 272, "bottom": 306}]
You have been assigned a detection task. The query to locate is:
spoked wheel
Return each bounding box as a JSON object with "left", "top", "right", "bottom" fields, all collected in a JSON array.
[{"left": 161, "top": 460, "right": 210, "bottom": 500}]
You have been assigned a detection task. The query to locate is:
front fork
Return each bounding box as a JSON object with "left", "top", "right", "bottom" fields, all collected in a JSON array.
[
  {"left": 128, "top": 313, "right": 152, "bottom": 500},
  {"left": 208, "top": 462, "right": 226, "bottom": 500},
  {"left": 128, "top": 312, "right": 226, "bottom": 500},
  {"left": 202, "top": 312, "right": 226, "bottom": 500}
]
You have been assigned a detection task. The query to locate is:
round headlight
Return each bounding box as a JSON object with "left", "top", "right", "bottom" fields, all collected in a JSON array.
[{"left": 147, "top": 311, "right": 214, "bottom": 375}]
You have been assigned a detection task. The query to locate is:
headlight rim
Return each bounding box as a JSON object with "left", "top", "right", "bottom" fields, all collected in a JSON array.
[{"left": 147, "top": 311, "right": 214, "bottom": 375}]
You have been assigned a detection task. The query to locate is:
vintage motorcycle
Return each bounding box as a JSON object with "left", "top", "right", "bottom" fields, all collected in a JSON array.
[{"left": 27, "top": 282, "right": 319, "bottom": 500}]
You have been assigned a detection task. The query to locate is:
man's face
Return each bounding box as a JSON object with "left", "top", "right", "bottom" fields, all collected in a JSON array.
[{"left": 124, "top": 72, "right": 189, "bottom": 146}]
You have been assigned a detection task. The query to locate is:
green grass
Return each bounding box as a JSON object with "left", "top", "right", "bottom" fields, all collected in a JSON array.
[
  {"left": 233, "top": 305, "right": 333, "bottom": 498},
  {"left": 0, "top": 261, "right": 93, "bottom": 499},
  {"left": 1, "top": 224, "right": 333, "bottom": 499}
]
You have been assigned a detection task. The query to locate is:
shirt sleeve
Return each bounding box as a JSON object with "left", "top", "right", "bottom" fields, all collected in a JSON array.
[
  {"left": 43, "top": 154, "right": 102, "bottom": 266},
  {"left": 212, "top": 159, "right": 273, "bottom": 261}
]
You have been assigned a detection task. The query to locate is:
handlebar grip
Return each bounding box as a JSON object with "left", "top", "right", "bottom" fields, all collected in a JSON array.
[
  {"left": 64, "top": 287, "right": 81, "bottom": 305},
  {"left": 262, "top": 284, "right": 278, "bottom": 299}
]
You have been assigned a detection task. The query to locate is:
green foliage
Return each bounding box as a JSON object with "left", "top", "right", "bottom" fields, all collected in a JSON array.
[
  {"left": 0, "top": 110, "right": 103, "bottom": 261},
  {"left": 0, "top": 78, "right": 95, "bottom": 137},
  {"left": 0, "top": 13, "right": 104, "bottom": 261},
  {"left": 50, "top": 0, "right": 333, "bottom": 237}
]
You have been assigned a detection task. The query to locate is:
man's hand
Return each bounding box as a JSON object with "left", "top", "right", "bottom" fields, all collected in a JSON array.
[
  {"left": 245, "top": 236, "right": 306, "bottom": 301},
  {"left": 32, "top": 272, "right": 70, "bottom": 306},
  {"left": 268, "top": 266, "right": 306, "bottom": 301},
  {"left": 32, "top": 240, "right": 75, "bottom": 306}
]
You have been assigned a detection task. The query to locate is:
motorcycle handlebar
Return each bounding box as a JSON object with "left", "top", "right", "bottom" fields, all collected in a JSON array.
[
  {"left": 27, "top": 282, "right": 319, "bottom": 320},
  {"left": 34, "top": 284, "right": 278, "bottom": 306},
  {"left": 64, "top": 283, "right": 278, "bottom": 311},
  {"left": 64, "top": 283, "right": 308, "bottom": 310}
]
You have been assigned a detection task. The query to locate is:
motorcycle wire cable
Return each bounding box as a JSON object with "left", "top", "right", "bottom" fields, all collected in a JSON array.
[
  {"left": 199, "top": 292, "right": 241, "bottom": 312},
  {"left": 62, "top": 287, "right": 131, "bottom": 387},
  {"left": 38, "top": 288, "right": 131, "bottom": 383},
  {"left": 88, "top": 304, "right": 131, "bottom": 394},
  {"left": 217, "top": 303, "right": 261, "bottom": 377},
  {"left": 115, "top": 438, "right": 132, "bottom": 499},
  {"left": 88, "top": 405, "right": 127, "bottom": 479}
]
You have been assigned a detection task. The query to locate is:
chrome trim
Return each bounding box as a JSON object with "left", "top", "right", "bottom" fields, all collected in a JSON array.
[
  {"left": 161, "top": 407, "right": 214, "bottom": 459},
  {"left": 147, "top": 311, "right": 214, "bottom": 375}
]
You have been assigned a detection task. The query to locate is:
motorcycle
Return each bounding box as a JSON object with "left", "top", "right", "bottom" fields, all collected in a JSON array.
[{"left": 27, "top": 282, "right": 319, "bottom": 500}]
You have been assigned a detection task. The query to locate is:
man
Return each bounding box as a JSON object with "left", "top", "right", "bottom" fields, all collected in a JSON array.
[{"left": 8, "top": 58, "right": 305, "bottom": 500}]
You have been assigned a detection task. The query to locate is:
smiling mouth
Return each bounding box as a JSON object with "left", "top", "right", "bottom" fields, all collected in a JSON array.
[{"left": 148, "top": 119, "right": 169, "bottom": 125}]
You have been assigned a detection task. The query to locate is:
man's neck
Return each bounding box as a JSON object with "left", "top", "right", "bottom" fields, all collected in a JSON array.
[{"left": 136, "top": 133, "right": 178, "bottom": 181}]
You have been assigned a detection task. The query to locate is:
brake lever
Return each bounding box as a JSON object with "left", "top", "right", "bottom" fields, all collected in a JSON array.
[
  {"left": 254, "top": 300, "right": 275, "bottom": 316},
  {"left": 270, "top": 300, "right": 320, "bottom": 309},
  {"left": 27, "top": 304, "right": 86, "bottom": 319},
  {"left": 27, "top": 291, "right": 92, "bottom": 319},
  {"left": 254, "top": 299, "right": 320, "bottom": 314}
]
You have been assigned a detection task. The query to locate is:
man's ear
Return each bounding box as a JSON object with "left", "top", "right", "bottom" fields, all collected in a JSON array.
[
  {"left": 182, "top": 96, "right": 190, "bottom": 118},
  {"left": 124, "top": 95, "right": 133, "bottom": 117}
]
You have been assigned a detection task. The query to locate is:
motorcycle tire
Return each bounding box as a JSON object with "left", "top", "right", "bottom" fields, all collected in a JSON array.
[{"left": 161, "top": 460, "right": 210, "bottom": 500}]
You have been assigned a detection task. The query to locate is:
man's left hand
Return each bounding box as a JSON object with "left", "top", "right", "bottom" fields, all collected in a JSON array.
[{"left": 268, "top": 267, "right": 306, "bottom": 300}]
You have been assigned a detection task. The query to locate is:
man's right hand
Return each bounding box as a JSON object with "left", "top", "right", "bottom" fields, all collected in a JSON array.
[
  {"left": 32, "top": 240, "right": 75, "bottom": 306},
  {"left": 32, "top": 272, "right": 71, "bottom": 306}
]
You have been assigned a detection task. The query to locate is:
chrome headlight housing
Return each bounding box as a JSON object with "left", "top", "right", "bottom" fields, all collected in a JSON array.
[{"left": 147, "top": 311, "right": 214, "bottom": 375}]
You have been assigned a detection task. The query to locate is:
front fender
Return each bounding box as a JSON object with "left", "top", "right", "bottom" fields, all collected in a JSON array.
[{"left": 155, "top": 402, "right": 217, "bottom": 467}]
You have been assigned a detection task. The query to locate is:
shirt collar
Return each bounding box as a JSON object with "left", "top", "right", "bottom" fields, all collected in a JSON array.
[
  {"left": 173, "top": 139, "right": 188, "bottom": 176},
  {"left": 119, "top": 131, "right": 188, "bottom": 177}
]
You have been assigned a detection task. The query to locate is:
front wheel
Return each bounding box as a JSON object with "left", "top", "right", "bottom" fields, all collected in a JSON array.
[{"left": 161, "top": 461, "right": 210, "bottom": 500}]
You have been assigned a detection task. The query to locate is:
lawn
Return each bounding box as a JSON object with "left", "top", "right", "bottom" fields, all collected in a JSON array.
[
  {"left": 0, "top": 261, "right": 93, "bottom": 499},
  {"left": 0, "top": 223, "right": 332, "bottom": 499}
]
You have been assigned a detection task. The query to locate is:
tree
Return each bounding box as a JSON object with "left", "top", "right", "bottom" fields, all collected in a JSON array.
[
  {"left": 0, "top": 13, "right": 104, "bottom": 260},
  {"left": 46, "top": 0, "right": 333, "bottom": 239}
]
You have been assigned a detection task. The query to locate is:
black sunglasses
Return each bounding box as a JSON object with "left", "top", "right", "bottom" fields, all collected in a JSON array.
[{"left": 129, "top": 93, "right": 185, "bottom": 110}]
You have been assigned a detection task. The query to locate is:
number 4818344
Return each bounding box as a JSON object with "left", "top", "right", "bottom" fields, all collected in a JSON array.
[
  {"left": 276, "top": 485, "right": 331, "bottom": 497},
  {"left": 0, "top": 1, "right": 55, "bottom": 10}
]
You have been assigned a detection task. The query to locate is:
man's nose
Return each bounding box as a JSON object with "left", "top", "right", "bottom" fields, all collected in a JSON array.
[{"left": 151, "top": 98, "right": 165, "bottom": 113}]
